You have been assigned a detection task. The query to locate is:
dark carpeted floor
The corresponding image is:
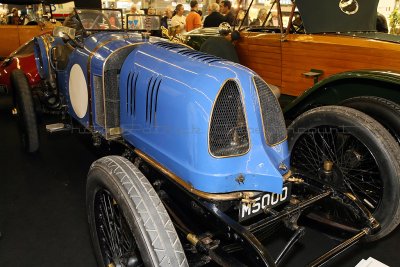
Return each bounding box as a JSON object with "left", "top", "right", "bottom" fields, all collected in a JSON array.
[
  {"left": 0, "top": 98, "right": 97, "bottom": 266},
  {"left": 0, "top": 97, "right": 399, "bottom": 267}
]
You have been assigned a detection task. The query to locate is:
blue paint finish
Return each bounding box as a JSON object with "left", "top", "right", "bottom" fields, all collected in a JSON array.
[
  {"left": 248, "top": 79, "right": 290, "bottom": 175},
  {"left": 33, "top": 35, "right": 64, "bottom": 80},
  {"left": 85, "top": 32, "right": 163, "bottom": 133},
  {"left": 119, "top": 43, "right": 289, "bottom": 194},
  {"left": 34, "top": 30, "right": 289, "bottom": 195}
]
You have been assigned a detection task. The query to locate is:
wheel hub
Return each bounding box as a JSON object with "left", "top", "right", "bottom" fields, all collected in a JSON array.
[
  {"left": 319, "top": 160, "right": 345, "bottom": 189},
  {"left": 109, "top": 255, "right": 140, "bottom": 267}
]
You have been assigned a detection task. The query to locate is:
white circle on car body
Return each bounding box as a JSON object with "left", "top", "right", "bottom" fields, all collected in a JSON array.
[
  {"left": 339, "top": 0, "right": 359, "bottom": 15},
  {"left": 69, "top": 64, "right": 88, "bottom": 119}
]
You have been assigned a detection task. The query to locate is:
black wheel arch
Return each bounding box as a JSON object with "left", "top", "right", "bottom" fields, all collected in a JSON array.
[
  {"left": 340, "top": 96, "right": 400, "bottom": 143},
  {"left": 283, "top": 70, "right": 400, "bottom": 121}
]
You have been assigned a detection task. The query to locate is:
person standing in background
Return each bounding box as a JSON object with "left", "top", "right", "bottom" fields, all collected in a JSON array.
[
  {"left": 147, "top": 7, "right": 156, "bottom": 15},
  {"left": 203, "top": 3, "right": 225, "bottom": 27},
  {"left": 250, "top": 8, "right": 267, "bottom": 26},
  {"left": 9, "top": 8, "right": 19, "bottom": 25},
  {"left": 171, "top": 4, "right": 186, "bottom": 33},
  {"left": 220, "top": 1, "right": 235, "bottom": 26},
  {"left": 130, "top": 4, "right": 143, "bottom": 14},
  {"left": 186, "top": 0, "right": 202, "bottom": 32},
  {"left": 161, "top": 6, "right": 173, "bottom": 29}
]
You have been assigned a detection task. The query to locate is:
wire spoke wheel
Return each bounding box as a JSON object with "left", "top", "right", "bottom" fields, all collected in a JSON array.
[
  {"left": 94, "top": 189, "right": 142, "bottom": 267},
  {"left": 87, "top": 156, "right": 188, "bottom": 267},
  {"left": 288, "top": 106, "right": 400, "bottom": 241},
  {"left": 291, "top": 126, "right": 382, "bottom": 228},
  {"left": 292, "top": 126, "right": 382, "bottom": 211}
]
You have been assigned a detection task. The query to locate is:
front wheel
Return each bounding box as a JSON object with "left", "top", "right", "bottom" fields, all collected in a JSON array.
[
  {"left": 288, "top": 106, "right": 400, "bottom": 242},
  {"left": 87, "top": 156, "right": 188, "bottom": 267}
]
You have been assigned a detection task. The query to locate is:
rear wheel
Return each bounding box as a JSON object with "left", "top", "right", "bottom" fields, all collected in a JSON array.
[
  {"left": 11, "top": 69, "right": 39, "bottom": 153},
  {"left": 87, "top": 156, "right": 188, "bottom": 267},
  {"left": 288, "top": 106, "right": 400, "bottom": 241}
]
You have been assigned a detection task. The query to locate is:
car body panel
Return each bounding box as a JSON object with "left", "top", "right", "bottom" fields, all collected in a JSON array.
[
  {"left": 119, "top": 42, "right": 288, "bottom": 193},
  {"left": 235, "top": 32, "right": 400, "bottom": 97},
  {"left": 0, "top": 40, "right": 41, "bottom": 96},
  {"left": 85, "top": 32, "right": 147, "bottom": 133},
  {"left": 283, "top": 70, "right": 400, "bottom": 119},
  {"left": 33, "top": 15, "right": 289, "bottom": 194}
]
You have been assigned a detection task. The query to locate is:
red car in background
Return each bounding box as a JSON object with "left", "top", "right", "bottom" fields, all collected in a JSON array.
[{"left": 0, "top": 40, "right": 40, "bottom": 97}]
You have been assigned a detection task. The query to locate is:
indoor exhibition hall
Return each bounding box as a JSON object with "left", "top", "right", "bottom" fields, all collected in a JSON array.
[{"left": 1, "top": 0, "right": 400, "bottom": 266}]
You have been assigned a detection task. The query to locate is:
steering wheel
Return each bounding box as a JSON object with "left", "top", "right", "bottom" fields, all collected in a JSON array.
[
  {"left": 81, "top": 13, "right": 112, "bottom": 30},
  {"left": 92, "top": 13, "right": 112, "bottom": 29}
]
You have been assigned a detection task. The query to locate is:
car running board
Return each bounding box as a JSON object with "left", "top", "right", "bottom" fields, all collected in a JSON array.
[{"left": 46, "top": 123, "right": 71, "bottom": 133}]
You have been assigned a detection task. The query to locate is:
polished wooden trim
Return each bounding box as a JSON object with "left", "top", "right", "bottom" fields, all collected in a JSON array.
[{"left": 236, "top": 32, "right": 400, "bottom": 96}]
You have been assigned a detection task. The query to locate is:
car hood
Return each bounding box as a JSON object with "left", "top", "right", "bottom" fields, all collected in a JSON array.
[{"left": 297, "top": 0, "right": 378, "bottom": 34}]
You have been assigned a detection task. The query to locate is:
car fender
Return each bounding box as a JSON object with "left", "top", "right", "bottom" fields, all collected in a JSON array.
[{"left": 283, "top": 70, "right": 400, "bottom": 120}]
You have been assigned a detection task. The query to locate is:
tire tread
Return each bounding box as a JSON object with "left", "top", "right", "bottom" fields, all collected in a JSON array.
[
  {"left": 11, "top": 69, "right": 39, "bottom": 153},
  {"left": 89, "top": 156, "right": 188, "bottom": 267}
]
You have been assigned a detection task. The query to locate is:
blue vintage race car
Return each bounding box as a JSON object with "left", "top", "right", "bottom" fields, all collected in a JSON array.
[{"left": 10, "top": 8, "right": 400, "bottom": 267}]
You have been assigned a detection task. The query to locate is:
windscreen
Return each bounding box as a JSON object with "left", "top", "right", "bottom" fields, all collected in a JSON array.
[
  {"left": 76, "top": 9, "right": 123, "bottom": 30},
  {"left": 126, "top": 14, "right": 161, "bottom": 31}
]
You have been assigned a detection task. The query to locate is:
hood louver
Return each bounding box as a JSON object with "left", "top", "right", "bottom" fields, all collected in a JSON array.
[{"left": 153, "top": 41, "right": 225, "bottom": 64}]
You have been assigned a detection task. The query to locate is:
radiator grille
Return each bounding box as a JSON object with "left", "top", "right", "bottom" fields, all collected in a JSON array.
[
  {"left": 104, "top": 69, "right": 120, "bottom": 128},
  {"left": 253, "top": 76, "right": 286, "bottom": 145},
  {"left": 209, "top": 80, "right": 249, "bottom": 157},
  {"left": 94, "top": 75, "right": 104, "bottom": 127}
]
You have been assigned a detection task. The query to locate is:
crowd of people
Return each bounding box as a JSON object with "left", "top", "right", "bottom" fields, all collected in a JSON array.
[
  {"left": 0, "top": 7, "right": 30, "bottom": 25},
  {"left": 155, "top": 1, "right": 282, "bottom": 36},
  {"left": 128, "top": 0, "right": 264, "bottom": 36},
  {"left": 0, "top": 6, "right": 44, "bottom": 26}
]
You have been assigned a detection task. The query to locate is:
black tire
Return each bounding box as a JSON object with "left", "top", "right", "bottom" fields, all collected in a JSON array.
[
  {"left": 87, "top": 156, "right": 188, "bottom": 267},
  {"left": 288, "top": 106, "right": 400, "bottom": 242},
  {"left": 11, "top": 69, "right": 39, "bottom": 153},
  {"left": 341, "top": 96, "right": 400, "bottom": 143}
]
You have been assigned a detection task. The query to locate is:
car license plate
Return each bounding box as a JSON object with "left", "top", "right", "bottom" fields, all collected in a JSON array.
[{"left": 239, "top": 184, "right": 291, "bottom": 222}]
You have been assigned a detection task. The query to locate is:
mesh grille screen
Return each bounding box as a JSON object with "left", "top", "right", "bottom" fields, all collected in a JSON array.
[
  {"left": 104, "top": 70, "right": 120, "bottom": 128},
  {"left": 254, "top": 76, "right": 287, "bottom": 145},
  {"left": 94, "top": 75, "right": 104, "bottom": 127},
  {"left": 209, "top": 80, "right": 249, "bottom": 157}
]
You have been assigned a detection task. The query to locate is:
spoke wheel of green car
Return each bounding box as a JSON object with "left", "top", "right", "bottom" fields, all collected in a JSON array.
[
  {"left": 341, "top": 96, "right": 400, "bottom": 143},
  {"left": 11, "top": 69, "right": 39, "bottom": 153},
  {"left": 87, "top": 156, "right": 188, "bottom": 267},
  {"left": 288, "top": 106, "right": 400, "bottom": 242}
]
